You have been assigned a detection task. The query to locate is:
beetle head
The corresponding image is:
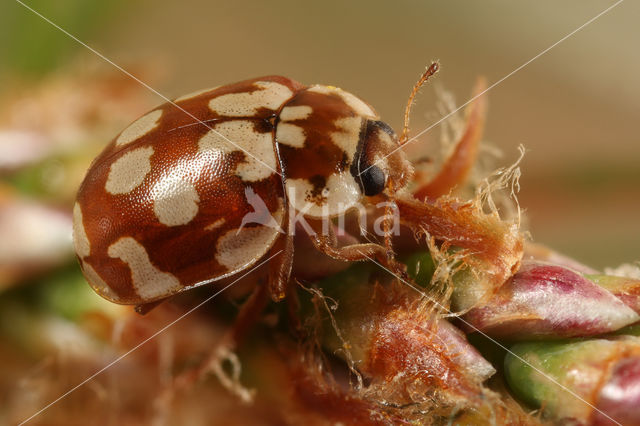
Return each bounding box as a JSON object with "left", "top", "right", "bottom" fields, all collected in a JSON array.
[{"left": 350, "top": 119, "right": 413, "bottom": 197}]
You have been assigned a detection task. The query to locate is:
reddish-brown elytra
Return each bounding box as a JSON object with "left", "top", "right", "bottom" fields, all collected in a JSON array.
[{"left": 74, "top": 63, "right": 521, "bottom": 332}]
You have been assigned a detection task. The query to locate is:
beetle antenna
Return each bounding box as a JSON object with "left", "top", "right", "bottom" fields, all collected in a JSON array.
[{"left": 399, "top": 61, "right": 440, "bottom": 146}]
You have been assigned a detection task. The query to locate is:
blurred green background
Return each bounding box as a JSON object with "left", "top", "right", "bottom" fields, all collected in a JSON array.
[{"left": 1, "top": 0, "right": 638, "bottom": 269}]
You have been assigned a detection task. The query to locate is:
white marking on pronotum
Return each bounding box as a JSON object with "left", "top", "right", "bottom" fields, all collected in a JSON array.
[
  {"left": 338, "top": 90, "right": 377, "bottom": 118},
  {"left": 307, "top": 85, "right": 377, "bottom": 118},
  {"left": 329, "top": 116, "right": 362, "bottom": 162},
  {"left": 275, "top": 123, "right": 306, "bottom": 148},
  {"left": 105, "top": 146, "right": 154, "bottom": 195},
  {"left": 107, "top": 237, "right": 181, "bottom": 299},
  {"left": 115, "top": 110, "right": 162, "bottom": 146},
  {"left": 286, "top": 173, "right": 361, "bottom": 218},
  {"left": 279, "top": 105, "right": 313, "bottom": 121}
]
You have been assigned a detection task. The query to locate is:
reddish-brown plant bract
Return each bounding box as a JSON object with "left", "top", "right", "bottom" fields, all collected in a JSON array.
[{"left": 414, "top": 77, "right": 488, "bottom": 201}]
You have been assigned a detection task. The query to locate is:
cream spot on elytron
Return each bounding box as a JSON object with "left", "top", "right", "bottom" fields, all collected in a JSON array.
[
  {"left": 82, "top": 262, "right": 121, "bottom": 302},
  {"left": 198, "top": 120, "right": 277, "bottom": 181},
  {"left": 279, "top": 105, "right": 313, "bottom": 121},
  {"left": 105, "top": 146, "right": 154, "bottom": 195},
  {"left": 115, "top": 110, "right": 163, "bottom": 146},
  {"left": 216, "top": 223, "right": 280, "bottom": 271},
  {"left": 329, "top": 116, "right": 362, "bottom": 162},
  {"left": 151, "top": 174, "right": 200, "bottom": 226},
  {"left": 275, "top": 123, "right": 306, "bottom": 148},
  {"left": 208, "top": 81, "right": 293, "bottom": 116},
  {"left": 286, "top": 173, "right": 361, "bottom": 218},
  {"left": 72, "top": 203, "right": 90, "bottom": 258},
  {"left": 108, "top": 237, "right": 181, "bottom": 300},
  {"left": 174, "top": 86, "right": 220, "bottom": 103}
]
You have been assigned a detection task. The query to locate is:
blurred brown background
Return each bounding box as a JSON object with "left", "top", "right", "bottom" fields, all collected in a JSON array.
[{"left": 2, "top": 0, "right": 639, "bottom": 269}]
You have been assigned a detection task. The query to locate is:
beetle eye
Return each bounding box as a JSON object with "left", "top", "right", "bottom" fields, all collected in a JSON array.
[{"left": 359, "top": 165, "right": 386, "bottom": 196}]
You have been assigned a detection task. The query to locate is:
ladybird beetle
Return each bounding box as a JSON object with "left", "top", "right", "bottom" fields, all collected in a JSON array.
[{"left": 73, "top": 63, "right": 523, "bottom": 318}]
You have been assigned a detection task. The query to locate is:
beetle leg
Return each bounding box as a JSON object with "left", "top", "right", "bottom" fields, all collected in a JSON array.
[
  {"left": 305, "top": 218, "right": 409, "bottom": 281},
  {"left": 267, "top": 212, "right": 294, "bottom": 302},
  {"left": 413, "top": 77, "right": 488, "bottom": 201},
  {"left": 228, "top": 281, "right": 271, "bottom": 345},
  {"left": 267, "top": 230, "right": 304, "bottom": 334},
  {"left": 308, "top": 225, "right": 388, "bottom": 262},
  {"left": 285, "top": 277, "right": 304, "bottom": 337},
  {"left": 382, "top": 201, "right": 395, "bottom": 254}
]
